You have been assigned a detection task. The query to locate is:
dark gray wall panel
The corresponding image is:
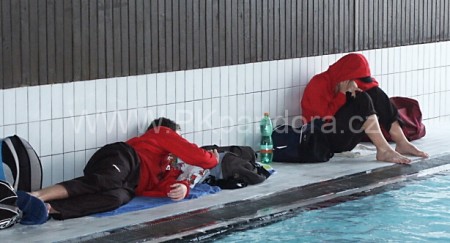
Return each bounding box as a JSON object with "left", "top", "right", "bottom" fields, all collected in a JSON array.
[
  {"left": 89, "top": 0, "right": 98, "bottom": 79},
  {"left": 2, "top": 0, "right": 450, "bottom": 89},
  {"left": 20, "top": 0, "right": 30, "bottom": 85},
  {"left": 129, "top": 0, "right": 137, "bottom": 75},
  {"left": 81, "top": 0, "right": 89, "bottom": 80},
  {"left": 164, "top": 0, "right": 172, "bottom": 71},
  {"left": 150, "top": 0, "right": 158, "bottom": 72},
  {"left": 98, "top": 0, "right": 107, "bottom": 78},
  {"left": 11, "top": 0, "right": 21, "bottom": 85},
  {"left": 121, "top": 0, "right": 129, "bottom": 75},
  {"left": 55, "top": 0, "right": 64, "bottom": 83},
  {"left": 172, "top": 0, "right": 180, "bottom": 71},
  {"left": 225, "top": 0, "right": 232, "bottom": 65},
  {"left": 105, "top": 0, "right": 114, "bottom": 78}
]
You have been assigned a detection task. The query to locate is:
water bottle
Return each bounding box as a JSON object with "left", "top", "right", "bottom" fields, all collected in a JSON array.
[{"left": 260, "top": 112, "right": 273, "bottom": 164}]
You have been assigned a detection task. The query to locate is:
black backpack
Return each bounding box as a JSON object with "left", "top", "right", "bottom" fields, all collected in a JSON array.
[
  {"left": 201, "top": 145, "right": 271, "bottom": 189},
  {"left": 272, "top": 119, "right": 334, "bottom": 163},
  {"left": 0, "top": 180, "right": 21, "bottom": 229},
  {"left": 1, "top": 135, "right": 43, "bottom": 192}
]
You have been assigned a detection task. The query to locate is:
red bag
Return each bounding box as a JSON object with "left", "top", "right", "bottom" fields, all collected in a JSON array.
[{"left": 381, "top": 96, "right": 426, "bottom": 142}]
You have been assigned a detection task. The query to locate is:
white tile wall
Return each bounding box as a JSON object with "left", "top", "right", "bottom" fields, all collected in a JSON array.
[
  {"left": 174, "top": 71, "right": 185, "bottom": 103},
  {"left": 202, "top": 68, "right": 212, "bottom": 99},
  {"left": 63, "top": 82, "right": 74, "bottom": 117},
  {"left": 117, "top": 77, "right": 128, "bottom": 110},
  {"left": 74, "top": 151, "right": 85, "bottom": 178},
  {"left": 211, "top": 67, "right": 220, "bottom": 98},
  {"left": 51, "top": 119, "right": 64, "bottom": 155},
  {"left": 85, "top": 81, "right": 96, "bottom": 114},
  {"left": 51, "top": 154, "right": 64, "bottom": 185},
  {"left": 74, "top": 82, "right": 86, "bottom": 116},
  {"left": 1, "top": 42, "right": 450, "bottom": 185},
  {"left": 40, "top": 120, "right": 52, "bottom": 156},
  {"left": 106, "top": 78, "right": 117, "bottom": 112},
  {"left": 96, "top": 79, "right": 107, "bottom": 113},
  {"left": 16, "top": 123, "right": 28, "bottom": 141},
  {"left": 16, "top": 88, "right": 28, "bottom": 123},
  {"left": 220, "top": 66, "right": 230, "bottom": 97},
  {"left": 63, "top": 152, "right": 75, "bottom": 182},
  {"left": 4, "top": 89, "right": 16, "bottom": 125},
  {"left": 106, "top": 112, "right": 118, "bottom": 144},
  {"left": 228, "top": 66, "right": 237, "bottom": 95},
  {"left": 127, "top": 76, "right": 138, "bottom": 109}
]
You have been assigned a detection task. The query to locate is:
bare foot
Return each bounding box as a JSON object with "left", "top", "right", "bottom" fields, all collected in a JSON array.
[
  {"left": 376, "top": 149, "right": 411, "bottom": 164},
  {"left": 395, "top": 141, "right": 429, "bottom": 158}
]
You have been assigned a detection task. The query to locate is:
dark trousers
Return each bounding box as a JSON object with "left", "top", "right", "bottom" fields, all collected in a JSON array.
[
  {"left": 326, "top": 87, "right": 399, "bottom": 153},
  {"left": 49, "top": 142, "right": 140, "bottom": 220}
]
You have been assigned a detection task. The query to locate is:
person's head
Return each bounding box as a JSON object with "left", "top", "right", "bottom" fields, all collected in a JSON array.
[
  {"left": 147, "top": 117, "right": 181, "bottom": 132},
  {"left": 326, "top": 53, "right": 372, "bottom": 86}
]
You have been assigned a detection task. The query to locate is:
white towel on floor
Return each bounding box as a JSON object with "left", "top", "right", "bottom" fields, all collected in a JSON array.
[{"left": 334, "top": 143, "right": 377, "bottom": 158}]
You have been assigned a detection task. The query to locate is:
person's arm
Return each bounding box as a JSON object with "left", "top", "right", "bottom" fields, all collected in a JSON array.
[
  {"left": 139, "top": 127, "right": 217, "bottom": 199},
  {"left": 302, "top": 78, "right": 347, "bottom": 120},
  {"left": 155, "top": 128, "right": 219, "bottom": 169},
  {"left": 138, "top": 169, "right": 191, "bottom": 199}
]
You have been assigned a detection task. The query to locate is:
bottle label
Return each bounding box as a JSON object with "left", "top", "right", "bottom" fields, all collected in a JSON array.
[{"left": 260, "top": 144, "right": 273, "bottom": 153}]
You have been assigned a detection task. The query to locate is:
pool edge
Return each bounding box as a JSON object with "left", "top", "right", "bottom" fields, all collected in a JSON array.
[{"left": 72, "top": 153, "right": 450, "bottom": 243}]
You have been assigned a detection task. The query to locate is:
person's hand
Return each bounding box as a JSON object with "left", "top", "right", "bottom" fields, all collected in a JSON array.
[
  {"left": 207, "top": 149, "right": 219, "bottom": 161},
  {"left": 337, "top": 80, "right": 362, "bottom": 97},
  {"left": 211, "top": 149, "right": 219, "bottom": 160},
  {"left": 167, "top": 183, "right": 188, "bottom": 201},
  {"left": 347, "top": 80, "right": 362, "bottom": 96}
]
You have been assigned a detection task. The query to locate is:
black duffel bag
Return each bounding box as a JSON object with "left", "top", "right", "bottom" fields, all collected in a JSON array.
[
  {"left": 201, "top": 145, "right": 271, "bottom": 189},
  {"left": 272, "top": 119, "right": 334, "bottom": 163}
]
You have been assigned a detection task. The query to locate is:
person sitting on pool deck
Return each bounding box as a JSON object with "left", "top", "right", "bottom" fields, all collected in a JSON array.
[{"left": 301, "top": 53, "right": 428, "bottom": 164}]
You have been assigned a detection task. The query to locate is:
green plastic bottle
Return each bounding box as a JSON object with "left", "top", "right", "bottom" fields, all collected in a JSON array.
[{"left": 260, "top": 112, "right": 273, "bottom": 164}]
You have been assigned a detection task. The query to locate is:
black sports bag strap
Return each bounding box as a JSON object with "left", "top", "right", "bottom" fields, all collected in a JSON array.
[
  {"left": 200, "top": 144, "right": 220, "bottom": 151},
  {"left": 201, "top": 145, "right": 235, "bottom": 154},
  {"left": 215, "top": 146, "right": 232, "bottom": 153}
]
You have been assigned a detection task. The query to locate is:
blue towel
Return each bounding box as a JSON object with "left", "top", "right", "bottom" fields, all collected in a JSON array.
[
  {"left": 93, "top": 183, "right": 221, "bottom": 217},
  {"left": 16, "top": 190, "right": 48, "bottom": 225}
]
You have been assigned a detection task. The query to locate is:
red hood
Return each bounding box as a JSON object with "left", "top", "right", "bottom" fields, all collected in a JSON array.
[
  {"left": 300, "top": 53, "right": 379, "bottom": 123},
  {"left": 325, "top": 53, "right": 372, "bottom": 86}
]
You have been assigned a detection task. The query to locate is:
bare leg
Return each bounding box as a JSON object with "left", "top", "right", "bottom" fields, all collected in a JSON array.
[
  {"left": 30, "top": 184, "right": 69, "bottom": 202},
  {"left": 364, "top": 115, "right": 411, "bottom": 164},
  {"left": 388, "top": 121, "right": 428, "bottom": 158}
]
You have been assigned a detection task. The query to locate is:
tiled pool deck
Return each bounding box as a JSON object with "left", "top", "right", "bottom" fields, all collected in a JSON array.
[{"left": 2, "top": 119, "right": 450, "bottom": 242}]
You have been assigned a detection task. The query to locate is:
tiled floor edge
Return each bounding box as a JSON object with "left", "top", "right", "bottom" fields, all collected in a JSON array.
[{"left": 72, "top": 153, "right": 450, "bottom": 243}]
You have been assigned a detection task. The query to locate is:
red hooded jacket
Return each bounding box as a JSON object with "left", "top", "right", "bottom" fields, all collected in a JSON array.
[
  {"left": 127, "top": 126, "right": 218, "bottom": 198},
  {"left": 301, "top": 53, "right": 379, "bottom": 123}
]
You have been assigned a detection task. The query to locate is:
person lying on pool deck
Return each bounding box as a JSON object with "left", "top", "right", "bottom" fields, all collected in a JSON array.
[
  {"left": 300, "top": 53, "right": 428, "bottom": 164},
  {"left": 19, "top": 117, "right": 218, "bottom": 223}
]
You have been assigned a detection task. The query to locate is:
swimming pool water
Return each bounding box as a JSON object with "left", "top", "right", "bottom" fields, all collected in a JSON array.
[{"left": 216, "top": 172, "right": 450, "bottom": 242}]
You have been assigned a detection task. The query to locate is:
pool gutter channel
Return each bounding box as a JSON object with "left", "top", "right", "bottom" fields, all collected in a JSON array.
[{"left": 76, "top": 154, "right": 450, "bottom": 243}]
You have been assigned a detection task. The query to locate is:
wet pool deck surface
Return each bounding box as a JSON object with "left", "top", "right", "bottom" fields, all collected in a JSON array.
[{"left": 2, "top": 119, "right": 450, "bottom": 242}]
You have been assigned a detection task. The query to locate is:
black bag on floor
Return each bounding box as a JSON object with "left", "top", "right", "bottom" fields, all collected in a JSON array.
[
  {"left": 272, "top": 119, "right": 334, "bottom": 163},
  {"left": 0, "top": 180, "right": 21, "bottom": 229},
  {"left": 201, "top": 145, "right": 271, "bottom": 189},
  {"left": 1, "top": 135, "right": 43, "bottom": 192}
]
